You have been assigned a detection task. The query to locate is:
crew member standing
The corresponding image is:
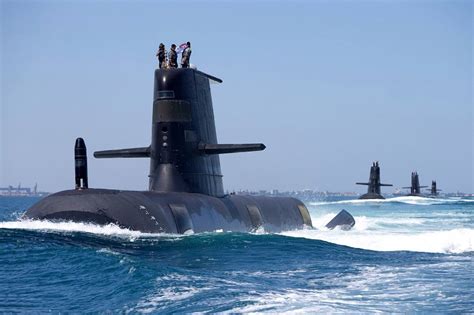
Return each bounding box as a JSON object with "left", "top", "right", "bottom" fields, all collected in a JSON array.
[
  {"left": 168, "top": 44, "right": 178, "bottom": 68},
  {"left": 156, "top": 43, "right": 167, "bottom": 69},
  {"left": 181, "top": 42, "right": 192, "bottom": 68}
]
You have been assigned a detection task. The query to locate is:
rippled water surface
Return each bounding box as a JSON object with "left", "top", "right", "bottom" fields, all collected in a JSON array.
[{"left": 1, "top": 196, "right": 473, "bottom": 313}]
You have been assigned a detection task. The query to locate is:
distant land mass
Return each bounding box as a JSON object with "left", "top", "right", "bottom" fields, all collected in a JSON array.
[
  {"left": 0, "top": 184, "right": 49, "bottom": 197},
  {"left": 1, "top": 184, "right": 471, "bottom": 199}
]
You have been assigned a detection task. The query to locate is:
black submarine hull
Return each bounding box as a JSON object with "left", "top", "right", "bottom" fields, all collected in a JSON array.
[
  {"left": 405, "top": 193, "right": 424, "bottom": 197},
  {"left": 359, "top": 193, "right": 385, "bottom": 200},
  {"left": 24, "top": 189, "right": 312, "bottom": 233}
]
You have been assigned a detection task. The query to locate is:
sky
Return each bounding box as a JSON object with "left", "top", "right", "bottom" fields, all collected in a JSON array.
[{"left": 1, "top": 0, "right": 472, "bottom": 193}]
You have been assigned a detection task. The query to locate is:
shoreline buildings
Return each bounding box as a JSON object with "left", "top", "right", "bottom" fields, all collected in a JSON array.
[{"left": 0, "top": 184, "right": 49, "bottom": 197}]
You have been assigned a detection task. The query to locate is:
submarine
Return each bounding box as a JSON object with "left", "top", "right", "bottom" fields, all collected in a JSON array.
[
  {"left": 23, "top": 67, "right": 355, "bottom": 233},
  {"left": 426, "top": 180, "right": 441, "bottom": 197},
  {"left": 356, "top": 161, "right": 392, "bottom": 199},
  {"left": 402, "top": 171, "right": 427, "bottom": 197}
]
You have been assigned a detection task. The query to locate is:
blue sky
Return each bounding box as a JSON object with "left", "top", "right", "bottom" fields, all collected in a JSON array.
[{"left": 1, "top": 0, "right": 472, "bottom": 193}]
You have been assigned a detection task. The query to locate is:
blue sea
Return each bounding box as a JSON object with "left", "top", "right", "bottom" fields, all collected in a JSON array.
[{"left": 1, "top": 196, "right": 473, "bottom": 313}]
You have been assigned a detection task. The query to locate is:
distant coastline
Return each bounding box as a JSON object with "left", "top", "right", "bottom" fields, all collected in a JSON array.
[
  {"left": 228, "top": 189, "right": 474, "bottom": 201},
  {"left": 1, "top": 186, "right": 471, "bottom": 199},
  {"left": 0, "top": 184, "right": 49, "bottom": 197}
]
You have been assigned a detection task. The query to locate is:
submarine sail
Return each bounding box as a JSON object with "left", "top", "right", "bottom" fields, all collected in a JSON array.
[
  {"left": 402, "top": 171, "right": 428, "bottom": 196},
  {"left": 426, "top": 180, "right": 441, "bottom": 196},
  {"left": 356, "top": 161, "right": 392, "bottom": 199}
]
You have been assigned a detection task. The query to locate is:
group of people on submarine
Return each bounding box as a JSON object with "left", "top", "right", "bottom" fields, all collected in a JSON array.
[{"left": 156, "top": 41, "right": 192, "bottom": 69}]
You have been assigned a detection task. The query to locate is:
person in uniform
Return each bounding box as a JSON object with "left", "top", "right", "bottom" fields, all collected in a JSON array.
[
  {"left": 156, "top": 43, "right": 167, "bottom": 69},
  {"left": 181, "top": 42, "right": 192, "bottom": 68},
  {"left": 168, "top": 44, "right": 178, "bottom": 68}
]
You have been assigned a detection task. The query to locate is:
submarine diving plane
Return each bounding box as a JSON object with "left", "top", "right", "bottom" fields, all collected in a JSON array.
[
  {"left": 24, "top": 67, "right": 355, "bottom": 233},
  {"left": 356, "top": 161, "right": 392, "bottom": 199}
]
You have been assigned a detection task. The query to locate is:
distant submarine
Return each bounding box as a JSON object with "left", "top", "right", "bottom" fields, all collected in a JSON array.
[
  {"left": 24, "top": 68, "right": 355, "bottom": 233},
  {"left": 426, "top": 180, "right": 441, "bottom": 197},
  {"left": 356, "top": 161, "right": 392, "bottom": 199},
  {"left": 403, "top": 171, "right": 427, "bottom": 197}
]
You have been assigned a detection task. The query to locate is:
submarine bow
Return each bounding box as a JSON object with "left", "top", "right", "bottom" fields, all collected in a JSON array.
[{"left": 24, "top": 68, "right": 354, "bottom": 233}]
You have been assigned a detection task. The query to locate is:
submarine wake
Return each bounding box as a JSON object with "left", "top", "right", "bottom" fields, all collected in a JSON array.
[
  {"left": 281, "top": 227, "right": 474, "bottom": 254},
  {"left": 2, "top": 215, "right": 472, "bottom": 254},
  {"left": 298, "top": 197, "right": 474, "bottom": 254},
  {"left": 0, "top": 220, "right": 156, "bottom": 239}
]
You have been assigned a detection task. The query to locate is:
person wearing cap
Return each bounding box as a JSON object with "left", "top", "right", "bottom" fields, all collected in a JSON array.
[
  {"left": 168, "top": 44, "right": 178, "bottom": 68},
  {"left": 156, "top": 43, "right": 167, "bottom": 69},
  {"left": 181, "top": 42, "right": 192, "bottom": 68}
]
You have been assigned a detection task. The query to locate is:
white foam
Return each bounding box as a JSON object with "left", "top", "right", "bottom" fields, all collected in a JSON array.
[
  {"left": 1, "top": 212, "right": 472, "bottom": 254},
  {"left": 388, "top": 196, "right": 457, "bottom": 205},
  {"left": 310, "top": 213, "right": 425, "bottom": 232},
  {"left": 230, "top": 264, "right": 449, "bottom": 313},
  {"left": 281, "top": 228, "right": 474, "bottom": 254},
  {"left": 0, "top": 219, "right": 165, "bottom": 240},
  {"left": 305, "top": 199, "right": 474, "bottom": 253},
  {"left": 133, "top": 273, "right": 209, "bottom": 313},
  {"left": 136, "top": 286, "right": 203, "bottom": 313}
]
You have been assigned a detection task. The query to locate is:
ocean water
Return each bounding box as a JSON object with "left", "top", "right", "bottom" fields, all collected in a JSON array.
[{"left": 0, "top": 196, "right": 473, "bottom": 313}]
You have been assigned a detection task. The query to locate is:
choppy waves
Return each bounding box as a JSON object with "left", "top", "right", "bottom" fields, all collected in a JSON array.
[
  {"left": 282, "top": 227, "right": 474, "bottom": 254},
  {"left": 1, "top": 217, "right": 473, "bottom": 254},
  {"left": 0, "top": 220, "right": 157, "bottom": 240},
  {"left": 1, "top": 197, "right": 473, "bottom": 313},
  {"left": 297, "top": 196, "right": 474, "bottom": 254}
]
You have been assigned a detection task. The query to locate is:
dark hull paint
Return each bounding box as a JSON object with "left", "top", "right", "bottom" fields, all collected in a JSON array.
[
  {"left": 325, "top": 209, "right": 355, "bottom": 230},
  {"left": 359, "top": 193, "right": 385, "bottom": 200},
  {"left": 24, "top": 189, "right": 312, "bottom": 233},
  {"left": 406, "top": 194, "right": 424, "bottom": 197}
]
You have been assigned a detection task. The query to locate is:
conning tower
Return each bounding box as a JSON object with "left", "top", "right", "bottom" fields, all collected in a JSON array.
[
  {"left": 426, "top": 180, "right": 441, "bottom": 196},
  {"left": 403, "top": 171, "right": 427, "bottom": 196},
  {"left": 356, "top": 161, "right": 392, "bottom": 199},
  {"left": 94, "top": 69, "right": 264, "bottom": 197}
]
